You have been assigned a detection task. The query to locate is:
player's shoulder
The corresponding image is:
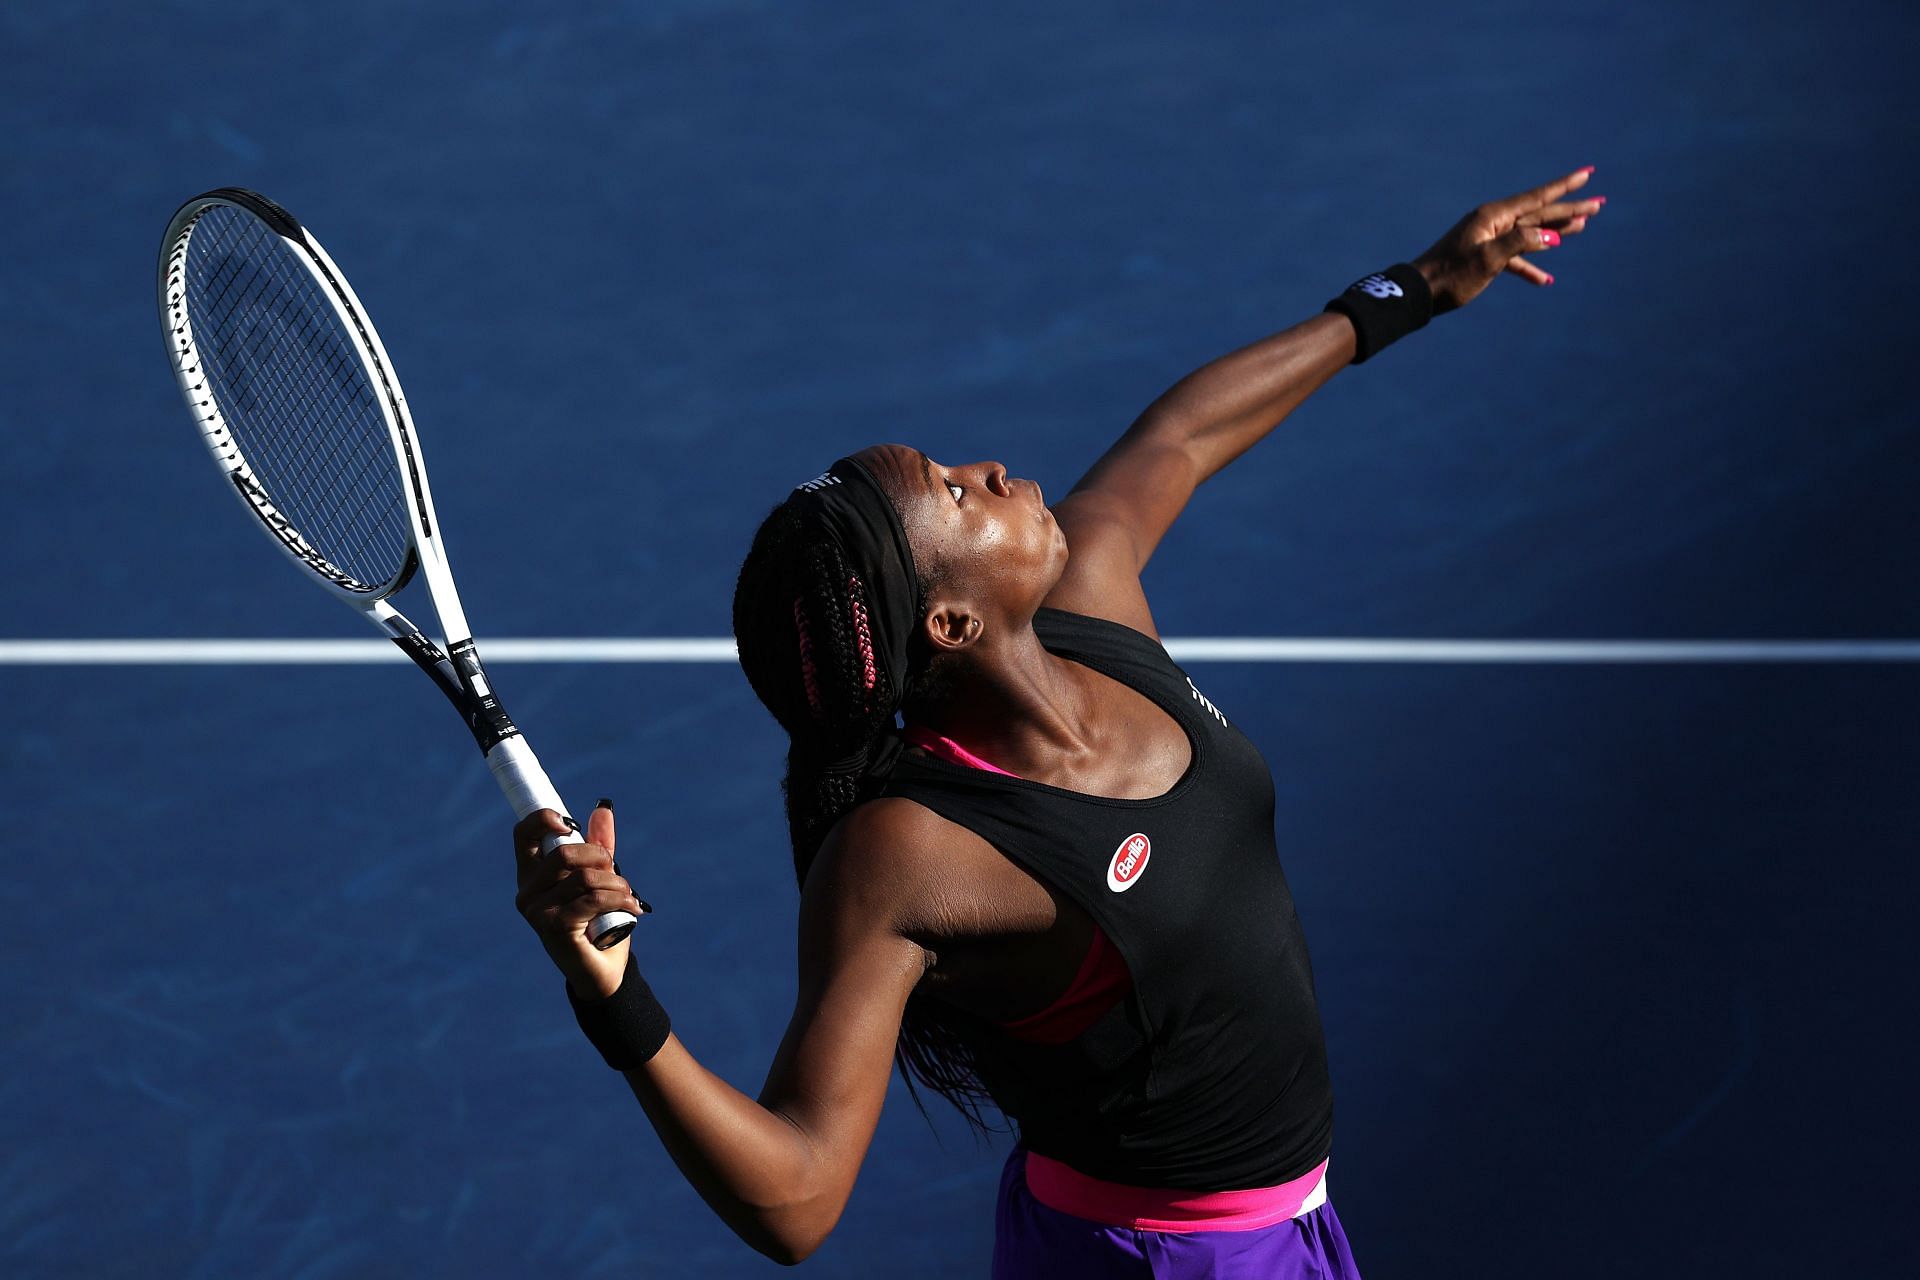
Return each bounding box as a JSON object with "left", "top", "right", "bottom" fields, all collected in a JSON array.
[
  {"left": 1041, "top": 492, "right": 1160, "bottom": 639},
  {"left": 823, "top": 795, "right": 972, "bottom": 878},
  {"left": 807, "top": 796, "right": 989, "bottom": 936}
]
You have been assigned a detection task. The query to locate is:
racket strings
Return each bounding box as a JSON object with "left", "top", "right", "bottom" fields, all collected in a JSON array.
[
  {"left": 197, "top": 221, "right": 402, "bottom": 571},
  {"left": 198, "top": 232, "right": 404, "bottom": 578},
  {"left": 182, "top": 206, "right": 413, "bottom": 591}
]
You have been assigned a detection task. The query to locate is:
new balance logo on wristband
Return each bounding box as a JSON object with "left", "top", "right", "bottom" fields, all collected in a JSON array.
[
  {"left": 1350, "top": 273, "right": 1404, "bottom": 300},
  {"left": 794, "top": 472, "right": 841, "bottom": 493},
  {"left": 1326, "top": 264, "right": 1431, "bottom": 364}
]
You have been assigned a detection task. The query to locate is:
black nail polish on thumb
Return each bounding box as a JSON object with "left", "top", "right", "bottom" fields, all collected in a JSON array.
[{"left": 595, "top": 798, "right": 614, "bottom": 812}]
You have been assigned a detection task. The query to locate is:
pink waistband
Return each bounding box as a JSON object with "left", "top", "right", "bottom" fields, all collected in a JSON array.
[{"left": 1022, "top": 1150, "right": 1330, "bottom": 1233}]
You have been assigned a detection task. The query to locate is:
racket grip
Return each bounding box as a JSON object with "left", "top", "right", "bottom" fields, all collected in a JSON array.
[{"left": 486, "top": 736, "right": 641, "bottom": 950}]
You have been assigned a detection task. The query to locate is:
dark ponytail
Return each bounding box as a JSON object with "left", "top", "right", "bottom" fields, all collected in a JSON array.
[{"left": 733, "top": 494, "right": 1006, "bottom": 1136}]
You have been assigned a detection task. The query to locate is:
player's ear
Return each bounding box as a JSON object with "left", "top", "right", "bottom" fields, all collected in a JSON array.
[{"left": 922, "top": 599, "right": 985, "bottom": 656}]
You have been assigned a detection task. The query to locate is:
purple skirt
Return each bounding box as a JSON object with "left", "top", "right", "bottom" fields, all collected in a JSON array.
[{"left": 991, "top": 1144, "right": 1363, "bottom": 1279}]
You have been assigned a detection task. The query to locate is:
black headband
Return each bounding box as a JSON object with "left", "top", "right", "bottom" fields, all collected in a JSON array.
[{"left": 789, "top": 456, "right": 919, "bottom": 774}]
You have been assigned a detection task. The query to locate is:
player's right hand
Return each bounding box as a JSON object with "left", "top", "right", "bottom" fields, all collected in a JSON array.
[{"left": 513, "top": 804, "right": 642, "bottom": 999}]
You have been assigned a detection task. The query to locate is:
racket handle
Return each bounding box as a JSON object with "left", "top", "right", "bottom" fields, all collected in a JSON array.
[{"left": 486, "top": 737, "right": 641, "bottom": 950}]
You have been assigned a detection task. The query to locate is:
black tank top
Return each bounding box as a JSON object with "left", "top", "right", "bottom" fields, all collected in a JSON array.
[{"left": 882, "top": 608, "right": 1333, "bottom": 1190}]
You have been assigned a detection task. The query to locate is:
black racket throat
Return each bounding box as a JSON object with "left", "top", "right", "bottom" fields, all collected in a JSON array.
[{"left": 389, "top": 629, "right": 521, "bottom": 754}]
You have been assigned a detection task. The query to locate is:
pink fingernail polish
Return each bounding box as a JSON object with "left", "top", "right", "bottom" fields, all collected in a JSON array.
[
  {"left": 1540, "top": 228, "right": 1562, "bottom": 247},
  {"left": 1544, "top": 275, "right": 1556, "bottom": 286},
  {"left": 1579, "top": 165, "right": 1596, "bottom": 174},
  {"left": 1591, "top": 195, "right": 1607, "bottom": 206}
]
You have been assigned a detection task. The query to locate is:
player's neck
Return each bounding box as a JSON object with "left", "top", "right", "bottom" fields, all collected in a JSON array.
[{"left": 906, "top": 627, "right": 1099, "bottom": 775}]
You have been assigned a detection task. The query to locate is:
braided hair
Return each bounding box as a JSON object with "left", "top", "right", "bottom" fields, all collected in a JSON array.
[{"left": 733, "top": 493, "right": 1005, "bottom": 1135}]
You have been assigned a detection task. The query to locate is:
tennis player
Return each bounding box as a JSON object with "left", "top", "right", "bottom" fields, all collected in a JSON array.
[{"left": 513, "top": 166, "right": 1602, "bottom": 1274}]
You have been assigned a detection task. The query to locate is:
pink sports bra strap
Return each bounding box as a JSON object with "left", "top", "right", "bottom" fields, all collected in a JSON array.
[
  {"left": 902, "top": 724, "right": 1021, "bottom": 778},
  {"left": 1022, "top": 1150, "right": 1330, "bottom": 1233}
]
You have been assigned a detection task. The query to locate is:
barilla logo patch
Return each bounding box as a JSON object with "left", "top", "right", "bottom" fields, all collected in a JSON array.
[{"left": 1106, "top": 833, "right": 1152, "bottom": 893}]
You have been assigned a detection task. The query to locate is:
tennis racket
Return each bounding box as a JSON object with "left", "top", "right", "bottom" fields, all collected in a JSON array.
[{"left": 158, "top": 187, "right": 640, "bottom": 950}]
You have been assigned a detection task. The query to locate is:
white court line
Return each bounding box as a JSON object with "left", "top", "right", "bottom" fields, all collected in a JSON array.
[{"left": 3, "top": 638, "right": 1919, "bottom": 665}]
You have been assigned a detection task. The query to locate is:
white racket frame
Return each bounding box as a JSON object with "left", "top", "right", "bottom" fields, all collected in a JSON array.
[{"left": 159, "top": 190, "right": 638, "bottom": 948}]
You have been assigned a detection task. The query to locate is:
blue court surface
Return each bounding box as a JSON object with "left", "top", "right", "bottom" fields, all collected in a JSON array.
[{"left": 4, "top": 3, "right": 1917, "bottom": 1276}]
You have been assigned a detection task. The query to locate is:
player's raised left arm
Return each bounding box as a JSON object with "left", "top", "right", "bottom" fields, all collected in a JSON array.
[{"left": 1052, "top": 166, "right": 1604, "bottom": 578}]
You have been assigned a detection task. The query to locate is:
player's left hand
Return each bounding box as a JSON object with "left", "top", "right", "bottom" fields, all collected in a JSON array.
[{"left": 1412, "top": 166, "right": 1606, "bottom": 312}]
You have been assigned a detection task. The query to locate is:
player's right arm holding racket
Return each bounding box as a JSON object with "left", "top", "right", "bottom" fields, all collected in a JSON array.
[{"left": 514, "top": 799, "right": 937, "bottom": 1265}]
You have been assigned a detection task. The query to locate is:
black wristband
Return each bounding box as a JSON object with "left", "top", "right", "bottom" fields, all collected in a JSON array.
[
  {"left": 568, "top": 955, "right": 672, "bottom": 1070},
  {"left": 1324, "top": 263, "right": 1433, "bottom": 364}
]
